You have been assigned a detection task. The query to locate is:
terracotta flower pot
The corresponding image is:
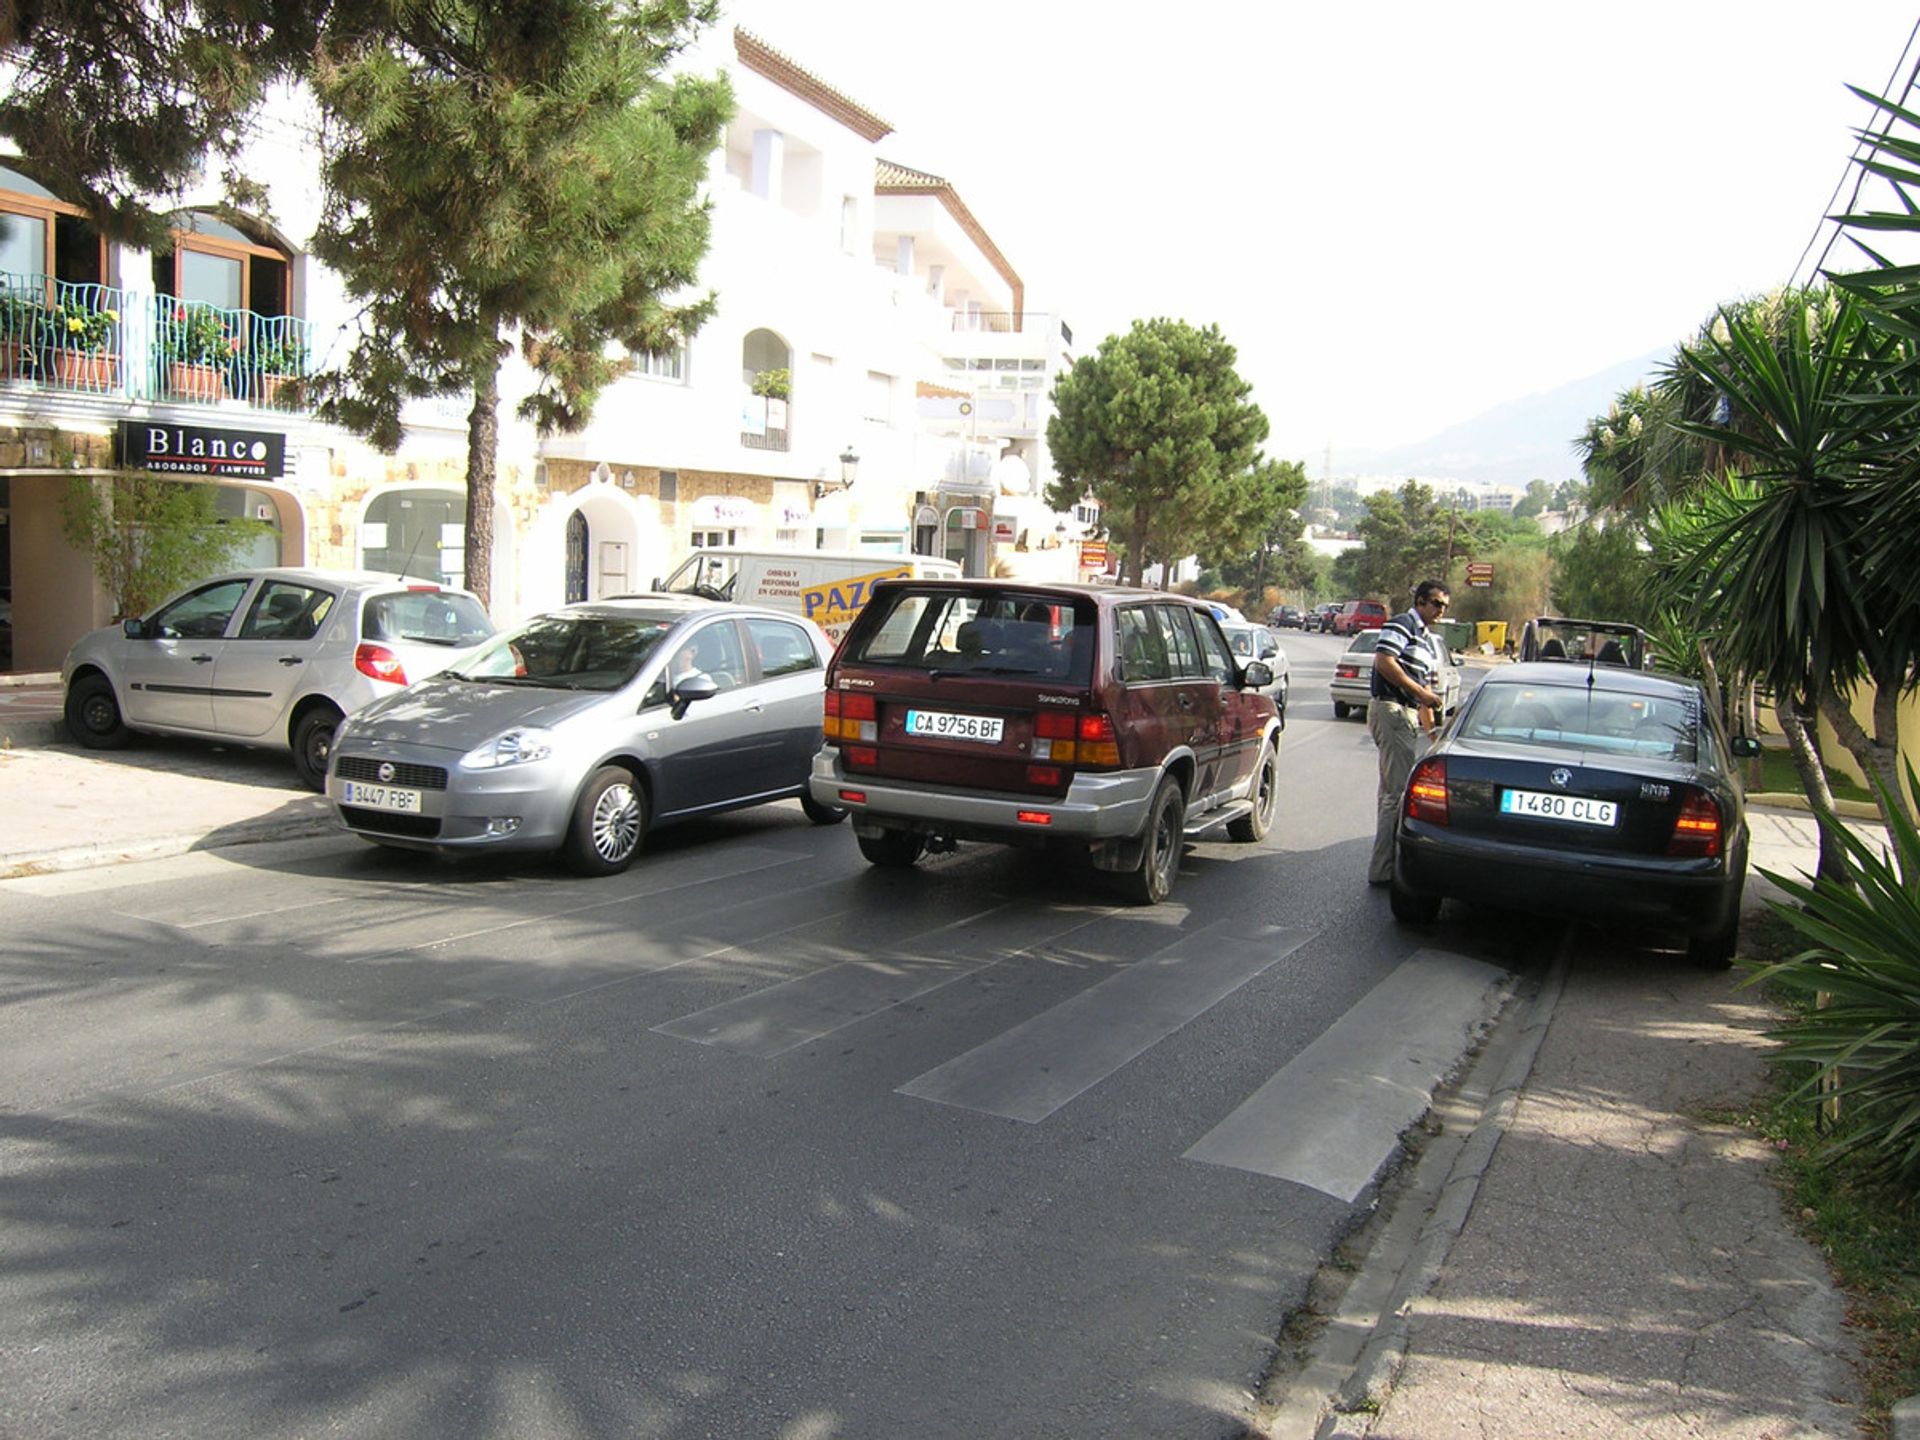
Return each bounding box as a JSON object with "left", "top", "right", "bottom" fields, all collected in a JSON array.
[
  {"left": 168, "top": 361, "right": 226, "bottom": 401},
  {"left": 54, "top": 350, "right": 118, "bottom": 390}
]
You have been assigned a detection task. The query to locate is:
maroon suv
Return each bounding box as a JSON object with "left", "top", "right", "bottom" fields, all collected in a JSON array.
[{"left": 809, "top": 579, "right": 1284, "bottom": 903}]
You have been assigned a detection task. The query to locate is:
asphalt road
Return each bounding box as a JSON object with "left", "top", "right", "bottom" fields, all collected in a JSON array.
[{"left": 0, "top": 633, "right": 1539, "bottom": 1439}]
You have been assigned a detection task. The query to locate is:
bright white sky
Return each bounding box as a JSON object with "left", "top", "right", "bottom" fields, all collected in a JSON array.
[{"left": 723, "top": 0, "right": 1918, "bottom": 462}]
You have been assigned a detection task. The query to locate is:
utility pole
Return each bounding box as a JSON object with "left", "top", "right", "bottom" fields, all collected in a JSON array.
[{"left": 1443, "top": 507, "right": 1458, "bottom": 573}]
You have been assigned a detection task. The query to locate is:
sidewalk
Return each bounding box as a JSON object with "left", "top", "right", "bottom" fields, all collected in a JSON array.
[
  {"left": 1273, "top": 809, "right": 1902, "bottom": 1440},
  {"left": 0, "top": 703, "right": 1907, "bottom": 1437}
]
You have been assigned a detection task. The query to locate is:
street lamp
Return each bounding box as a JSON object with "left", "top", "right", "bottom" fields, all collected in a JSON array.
[{"left": 815, "top": 445, "right": 859, "bottom": 500}]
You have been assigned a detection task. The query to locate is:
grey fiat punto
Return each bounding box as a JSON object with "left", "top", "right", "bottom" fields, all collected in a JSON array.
[{"left": 326, "top": 595, "right": 846, "bottom": 875}]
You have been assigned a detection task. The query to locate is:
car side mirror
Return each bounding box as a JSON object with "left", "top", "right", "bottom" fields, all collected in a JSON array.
[
  {"left": 1241, "top": 660, "right": 1273, "bottom": 689},
  {"left": 669, "top": 672, "right": 720, "bottom": 720},
  {"left": 122, "top": 617, "right": 149, "bottom": 640},
  {"left": 1730, "top": 735, "right": 1763, "bottom": 759},
  {"left": 651, "top": 577, "right": 665, "bottom": 592}
]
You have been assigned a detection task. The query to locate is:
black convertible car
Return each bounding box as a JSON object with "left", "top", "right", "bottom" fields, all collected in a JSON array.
[{"left": 1389, "top": 663, "right": 1761, "bottom": 966}]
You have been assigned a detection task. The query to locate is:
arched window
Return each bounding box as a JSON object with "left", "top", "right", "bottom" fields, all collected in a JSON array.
[
  {"left": 740, "top": 328, "right": 792, "bottom": 452},
  {"left": 155, "top": 210, "right": 291, "bottom": 320},
  {"left": 0, "top": 163, "right": 102, "bottom": 293}
]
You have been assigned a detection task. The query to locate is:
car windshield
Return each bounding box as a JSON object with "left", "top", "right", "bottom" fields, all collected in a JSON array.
[
  {"left": 846, "top": 590, "right": 1095, "bottom": 682},
  {"left": 364, "top": 590, "right": 495, "bottom": 647},
  {"left": 454, "top": 613, "right": 676, "bottom": 691},
  {"left": 1462, "top": 683, "right": 1696, "bottom": 762},
  {"left": 1345, "top": 631, "right": 1380, "bottom": 654}
]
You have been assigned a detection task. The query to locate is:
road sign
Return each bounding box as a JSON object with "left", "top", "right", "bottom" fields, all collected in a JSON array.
[{"left": 1465, "top": 561, "right": 1494, "bottom": 588}]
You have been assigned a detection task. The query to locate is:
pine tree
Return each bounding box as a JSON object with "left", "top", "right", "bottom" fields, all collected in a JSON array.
[{"left": 309, "top": 0, "right": 731, "bottom": 606}]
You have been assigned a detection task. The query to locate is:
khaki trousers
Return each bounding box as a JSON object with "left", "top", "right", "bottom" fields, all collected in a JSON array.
[{"left": 1368, "top": 699, "right": 1425, "bottom": 884}]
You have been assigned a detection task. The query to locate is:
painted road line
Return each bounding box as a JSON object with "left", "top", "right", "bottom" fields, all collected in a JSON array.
[
  {"left": 897, "top": 923, "right": 1312, "bottom": 1123},
  {"left": 1182, "top": 948, "right": 1510, "bottom": 1203}
]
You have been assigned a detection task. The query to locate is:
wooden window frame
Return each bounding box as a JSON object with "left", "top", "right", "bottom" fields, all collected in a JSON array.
[{"left": 0, "top": 187, "right": 104, "bottom": 295}]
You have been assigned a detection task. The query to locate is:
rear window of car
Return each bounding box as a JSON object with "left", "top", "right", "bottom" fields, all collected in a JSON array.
[
  {"left": 364, "top": 591, "right": 495, "bottom": 647},
  {"left": 1462, "top": 684, "right": 1697, "bottom": 763},
  {"left": 844, "top": 589, "right": 1094, "bottom": 683}
]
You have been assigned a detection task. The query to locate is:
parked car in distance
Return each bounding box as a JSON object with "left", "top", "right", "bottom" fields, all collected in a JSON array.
[
  {"left": 62, "top": 568, "right": 495, "bottom": 789},
  {"left": 810, "top": 579, "right": 1284, "bottom": 904},
  {"left": 1305, "top": 603, "right": 1341, "bottom": 633},
  {"left": 1516, "top": 615, "right": 1651, "bottom": 669},
  {"left": 327, "top": 596, "right": 845, "bottom": 876},
  {"left": 1329, "top": 629, "right": 1461, "bottom": 721},
  {"left": 1269, "top": 605, "right": 1305, "bottom": 629},
  {"left": 1220, "top": 620, "right": 1290, "bottom": 723},
  {"left": 1390, "top": 663, "right": 1761, "bottom": 967},
  {"left": 1330, "top": 599, "right": 1389, "bottom": 636}
]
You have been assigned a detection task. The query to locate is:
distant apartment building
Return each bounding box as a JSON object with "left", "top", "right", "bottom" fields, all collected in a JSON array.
[{"left": 0, "top": 26, "right": 1082, "bottom": 674}]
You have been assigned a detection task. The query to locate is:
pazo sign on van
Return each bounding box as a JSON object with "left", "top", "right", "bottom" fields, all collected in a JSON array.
[
  {"left": 655, "top": 547, "right": 961, "bottom": 645},
  {"left": 801, "top": 565, "right": 914, "bottom": 644}
]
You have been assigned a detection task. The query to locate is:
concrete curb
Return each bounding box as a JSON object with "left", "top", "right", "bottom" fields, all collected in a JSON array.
[
  {"left": 1895, "top": 1395, "right": 1920, "bottom": 1440},
  {"left": 1255, "top": 938, "right": 1567, "bottom": 1439},
  {"left": 0, "top": 804, "right": 336, "bottom": 879}
]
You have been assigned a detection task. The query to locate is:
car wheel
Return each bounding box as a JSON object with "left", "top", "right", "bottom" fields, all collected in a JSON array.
[
  {"left": 65, "top": 673, "right": 131, "bottom": 749},
  {"left": 562, "top": 765, "right": 646, "bottom": 876},
  {"left": 1688, "top": 904, "right": 1741, "bottom": 969},
  {"left": 1389, "top": 873, "right": 1442, "bottom": 923},
  {"left": 856, "top": 827, "right": 925, "bottom": 868},
  {"left": 1332, "top": 701, "right": 1350, "bottom": 720},
  {"left": 291, "top": 705, "right": 343, "bottom": 792},
  {"left": 1118, "top": 776, "right": 1185, "bottom": 905},
  {"left": 1228, "top": 740, "right": 1278, "bottom": 842},
  {"left": 800, "top": 792, "right": 849, "bottom": 825}
]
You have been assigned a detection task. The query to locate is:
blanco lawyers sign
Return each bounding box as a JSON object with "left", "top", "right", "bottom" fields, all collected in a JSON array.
[{"left": 117, "top": 421, "right": 286, "bottom": 480}]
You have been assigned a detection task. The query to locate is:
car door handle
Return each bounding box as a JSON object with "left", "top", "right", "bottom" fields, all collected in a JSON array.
[
  {"left": 745, "top": 702, "right": 763, "bottom": 713},
  {"left": 191, "top": 653, "right": 215, "bottom": 664},
  {"left": 277, "top": 656, "right": 304, "bottom": 666}
]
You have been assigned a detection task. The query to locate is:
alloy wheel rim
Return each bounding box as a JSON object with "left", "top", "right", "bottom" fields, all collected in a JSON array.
[{"left": 592, "top": 783, "right": 641, "bottom": 861}]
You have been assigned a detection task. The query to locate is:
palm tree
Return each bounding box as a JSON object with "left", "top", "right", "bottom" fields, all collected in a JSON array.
[{"left": 1648, "top": 286, "right": 1920, "bottom": 844}]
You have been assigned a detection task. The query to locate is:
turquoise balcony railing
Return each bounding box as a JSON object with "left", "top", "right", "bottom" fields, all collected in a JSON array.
[{"left": 0, "top": 270, "right": 315, "bottom": 412}]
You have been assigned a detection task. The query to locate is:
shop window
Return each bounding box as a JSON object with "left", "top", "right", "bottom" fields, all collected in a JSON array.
[{"left": 363, "top": 490, "right": 464, "bottom": 586}]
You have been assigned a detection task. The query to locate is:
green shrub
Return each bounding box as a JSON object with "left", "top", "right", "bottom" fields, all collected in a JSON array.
[{"left": 1745, "top": 768, "right": 1920, "bottom": 1190}]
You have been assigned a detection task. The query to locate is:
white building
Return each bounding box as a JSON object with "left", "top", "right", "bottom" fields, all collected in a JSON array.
[{"left": 0, "top": 24, "right": 1083, "bottom": 673}]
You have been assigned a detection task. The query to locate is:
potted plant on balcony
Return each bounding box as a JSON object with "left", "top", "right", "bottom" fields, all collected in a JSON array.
[
  {"left": 165, "top": 303, "right": 236, "bottom": 400},
  {"left": 254, "top": 334, "right": 309, "bottom": 408},
  {"left": 0, "top": 291, "right": 44, "bottom": 381},
  {"left": 46, "top": 300, "right": 121, "bottom": 389}
]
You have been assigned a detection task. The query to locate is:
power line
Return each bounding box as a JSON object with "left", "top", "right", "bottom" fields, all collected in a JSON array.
[{"left": 1789, "top": 16, "right": 1920, "bottom": 288}]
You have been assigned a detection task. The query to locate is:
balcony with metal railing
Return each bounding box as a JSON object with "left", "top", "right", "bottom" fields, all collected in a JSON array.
[{"left": 0, "top": 272, "right": 316, "bottom": 413}]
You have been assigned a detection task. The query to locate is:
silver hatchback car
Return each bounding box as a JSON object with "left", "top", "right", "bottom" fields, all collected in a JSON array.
[
  {"left": 62, "top": 568, "right": 494, "bottom": 788},
  {"left": 326, "top": 596, "right": 846, "bottom": 876}
]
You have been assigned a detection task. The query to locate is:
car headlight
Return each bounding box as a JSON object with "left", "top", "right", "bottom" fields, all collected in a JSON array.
[{"left": 464, "top": 727, "right": 556, "bottom": 769}]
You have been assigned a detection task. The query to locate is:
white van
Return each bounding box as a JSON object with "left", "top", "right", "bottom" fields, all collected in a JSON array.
[{"left": 654, "top": 548, "right": 962, "bottom": 645}]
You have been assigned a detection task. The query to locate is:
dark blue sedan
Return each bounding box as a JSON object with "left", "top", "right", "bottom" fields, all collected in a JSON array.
[{"left": 1389, "top": 663, "right": 1762, "bottom": 966}]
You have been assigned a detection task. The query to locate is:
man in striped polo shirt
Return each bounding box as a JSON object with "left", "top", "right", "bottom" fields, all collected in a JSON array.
[{"left": 1368, "top": 579, "right": 1451, "bottom": 885}]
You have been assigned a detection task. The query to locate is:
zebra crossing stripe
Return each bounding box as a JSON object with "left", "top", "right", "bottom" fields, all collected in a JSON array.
[
  {"left": 1183, "top": 948, "right": 1509, "bottom": 1202},
  {"left": 896, "top": 923, "right": 1312, "bottom": 1123}
]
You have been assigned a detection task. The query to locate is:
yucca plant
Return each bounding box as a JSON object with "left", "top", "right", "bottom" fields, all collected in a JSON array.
[{"left": 1746, "top": 765, "right": 1920, "bottom": 1188}]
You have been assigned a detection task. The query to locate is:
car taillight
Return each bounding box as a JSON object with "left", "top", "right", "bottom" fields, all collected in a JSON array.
[
  {"left": 1074, "top": 713, "right": 1121, "bottom": 768},
  {"left": 1405, "top": 757, "right": 1449, "bottom": 825},
  {"left": 1335, "top": 663, "right": 1360, "bottom": 680},
  {"left": 355, "top": 642, "right": 406, "bottom": 685},
  {"left": 825, "top": 689, "right": 876, "bottom": 743},
  {"left": 1668, "top": 788, "right": 1722, "bottom": 858}
]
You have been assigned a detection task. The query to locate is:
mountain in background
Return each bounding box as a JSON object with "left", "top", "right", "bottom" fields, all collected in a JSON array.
[{"left": 1333, "top": 349, "right": 1669, "bottom": 489}]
